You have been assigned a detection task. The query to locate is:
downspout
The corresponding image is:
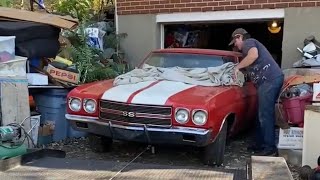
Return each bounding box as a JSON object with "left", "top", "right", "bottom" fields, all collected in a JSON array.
[{"left": 115, "top": 0, "right": 119, "bottom": 57}]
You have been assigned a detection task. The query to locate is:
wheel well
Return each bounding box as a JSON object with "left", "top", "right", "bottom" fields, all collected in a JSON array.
[{"left": 226, "top": 113, "right": 236, "bottom": 134}]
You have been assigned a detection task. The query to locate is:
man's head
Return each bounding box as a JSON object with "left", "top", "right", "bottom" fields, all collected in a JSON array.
[{"left": 229, "top": 28, "right": 249, "bottom": 51}]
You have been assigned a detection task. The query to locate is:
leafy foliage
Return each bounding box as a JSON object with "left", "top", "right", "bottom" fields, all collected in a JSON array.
[
  {"left": 53, "top": 0, "right": 93, "bottom": 22},
  {"left": 63, "top": 23, "right": 130, "bottom": 84},
  {"left": 0, "top": 0, "right": 12, "bottom": 7}
]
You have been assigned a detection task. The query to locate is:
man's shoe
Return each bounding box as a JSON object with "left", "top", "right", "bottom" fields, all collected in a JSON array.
[{"left": 247, "top": 144, "right": 263, "bottom": 153}]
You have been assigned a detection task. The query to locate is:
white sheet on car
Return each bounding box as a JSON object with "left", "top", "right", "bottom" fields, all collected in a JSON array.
[{"left": 113, "top": 62, "right": 245, "bottom": 87}]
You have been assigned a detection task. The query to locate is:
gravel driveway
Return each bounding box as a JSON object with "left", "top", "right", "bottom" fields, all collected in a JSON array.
[{"left": 46, "top": 130, "right": 301, "bottom": 179}]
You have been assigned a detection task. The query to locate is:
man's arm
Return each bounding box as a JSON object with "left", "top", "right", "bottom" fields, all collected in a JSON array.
[{"left": 236, "top": 47, "right": 259, "bottom": 70}]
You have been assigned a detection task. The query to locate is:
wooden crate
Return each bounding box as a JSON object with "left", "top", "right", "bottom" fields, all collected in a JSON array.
[
  {"left": 0, "top": 76, "right": 31, "bottom": 132},
  {"left": 303, "top": 105, "right": 320, "bottom": 168},
  {"left": 250, "top": 156, "right": 294, "bottom": 180}
]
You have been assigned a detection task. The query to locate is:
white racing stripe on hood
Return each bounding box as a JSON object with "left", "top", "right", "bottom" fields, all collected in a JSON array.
[
  {"left": 101, "top": 81, "right": 156, "bottom": 102},
  {"left": 131, "top": 81, "right": 196, "bottom": 105}
]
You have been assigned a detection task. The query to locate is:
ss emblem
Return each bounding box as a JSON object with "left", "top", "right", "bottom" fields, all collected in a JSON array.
[{"left": 122, "top": 111, "right": 135, "bottom": 118}]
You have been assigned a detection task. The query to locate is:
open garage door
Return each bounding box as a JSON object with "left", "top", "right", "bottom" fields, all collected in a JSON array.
[{"left": 158, "top": 9, "right": 285, "bottom": 67}]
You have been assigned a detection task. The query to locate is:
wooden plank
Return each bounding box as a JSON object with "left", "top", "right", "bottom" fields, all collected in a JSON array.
[
  {"left": 0, "top": 7, "right": 78, "bottom": 29},
  {"left": 305, "top": 105, "right": 320, "bottom": 112},
  {"left": 285, "top": 75, "right": 320, "bottom": 87},
  {"left": 302, "top": 106, "right": 320, "bottom": 168},
  {"left": 251, "top": 156, "right": 293, "bottom": 180},
  {"left": 283, "top": 68, "right": 320, "bottom": 78}
]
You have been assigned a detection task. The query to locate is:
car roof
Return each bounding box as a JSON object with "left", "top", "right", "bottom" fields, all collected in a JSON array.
[{"left": 152, "top": 48, "right": 242, "bottom": 57}]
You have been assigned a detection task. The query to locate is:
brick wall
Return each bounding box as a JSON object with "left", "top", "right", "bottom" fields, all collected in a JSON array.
[{"left": 117, "top": 0, "right": 320, "bottom": 15}]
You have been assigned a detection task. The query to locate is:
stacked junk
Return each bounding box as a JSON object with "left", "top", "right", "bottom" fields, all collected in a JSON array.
[
  {"left": 280, "top": 83, "right": 313, "bottom": 127},
  {"left": 0, "top": 8, "right": 81, "bottom": 148},
  {"left": 279, "top": 36, "right": 320, "bottom": 128},
  {"left": 278, "top": 36, "right": 320, "bottom": 180}
]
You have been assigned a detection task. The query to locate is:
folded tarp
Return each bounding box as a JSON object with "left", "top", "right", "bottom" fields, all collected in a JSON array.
[
  {"left": 16, "top": 38, "right": 60, "bottom": 58},
  {"left": 113, "top": 63, "right": 245, "bottom": 87},
  {"left": 0, "top": 21, "right": 60, "bottom": 43}
]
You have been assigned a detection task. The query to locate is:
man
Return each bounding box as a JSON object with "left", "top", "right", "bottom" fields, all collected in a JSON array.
[{"left": 229, "top": 28, "right": 284, "bottom": 156}]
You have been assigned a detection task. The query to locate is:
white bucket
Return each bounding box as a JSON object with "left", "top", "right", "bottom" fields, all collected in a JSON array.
[{"left": 30, "top": 115, "right": 41, "bottom": 146}]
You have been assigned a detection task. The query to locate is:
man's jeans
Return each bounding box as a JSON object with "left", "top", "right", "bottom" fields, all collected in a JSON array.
[{"left": 255, "top": 75, "right": 284, "bottom": 151}]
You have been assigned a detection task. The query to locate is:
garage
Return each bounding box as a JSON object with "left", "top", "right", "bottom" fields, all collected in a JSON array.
[
  {"left": 157, "top": 9, "right": 285, "bottom": 66},
  {"left": 163, "top": 20, "right": 284, "bottom": 66}
]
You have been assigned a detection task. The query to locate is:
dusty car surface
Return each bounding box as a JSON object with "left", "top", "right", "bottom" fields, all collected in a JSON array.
[{"left": 65, "top": 48, "right": 258, "bottom": 166}]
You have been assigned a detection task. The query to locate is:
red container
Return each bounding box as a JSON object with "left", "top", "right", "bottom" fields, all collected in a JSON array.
[{"left": 282, "top": 94, "right": 312, "bottom": 126}]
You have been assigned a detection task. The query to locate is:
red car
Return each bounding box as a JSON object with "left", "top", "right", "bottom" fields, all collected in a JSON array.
[{"left": 65, "top": 48, "right": 258, "bottom": 166}]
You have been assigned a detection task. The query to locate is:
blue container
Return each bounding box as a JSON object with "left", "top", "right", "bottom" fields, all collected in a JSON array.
[
  {"left": 33, "top": 89, "right": 69, "bottom": 142},
  {"left": 28, "top": 58, "right": 41, "bottom": 73},
  {"left": 38, "top": 135, "right": 53, "bottom": 146}
]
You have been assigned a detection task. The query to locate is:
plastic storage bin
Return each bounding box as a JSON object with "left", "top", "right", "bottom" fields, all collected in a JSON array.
[
  {"left": 282, "top": 94, "right": 312, "bottom": 126},
  {"left": 30, "top": 113, "right": 41, "bottom": 146},
  {"left": 0, "top": 56, "right": 27, "bottom": 77},
  {"left": 0, "top": 36, "right": 15, "bottom": 62}
]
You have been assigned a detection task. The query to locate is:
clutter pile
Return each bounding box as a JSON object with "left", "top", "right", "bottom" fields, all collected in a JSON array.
[
  {"left": 0, "top": 4, "right": 129, "bottom": 147},
  {"left": 293, "top": 35, "right": 320, "bottom": 68},
  {"left": 279, "top": 72, "right": 320, "bottom": 128},
  {"left": 0, "top": 7, "right": 129, "bottom": 88},
  {"left": 0, "top": 7, "right": 79, "bottom": 87},
  {"left": 277, "top": 69, "right": 320, "bottom": 180},
  {"left": 165, "top": 26, "right": 209, "bottom": 48},
  {"left": 280, "top": 80, "right": 313, "bottom": 128}
]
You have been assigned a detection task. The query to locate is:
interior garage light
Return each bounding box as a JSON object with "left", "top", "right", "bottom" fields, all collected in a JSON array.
[
  {"left": 271, "top": 21, "right": 278, "bottom": 28},
  {"left": 268, "top": 20, "right": 281, "bottom": 34}
]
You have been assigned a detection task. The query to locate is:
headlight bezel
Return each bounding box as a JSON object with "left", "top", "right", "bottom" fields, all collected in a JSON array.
[
  {"left": 83, "top": 98, "right": 97, "bottom": 114},
  {"left": 68, "top": 97, "right": 82, "bottom": 112},
  {"left": 192, "top": 109, "right": 208, "bottom": 126},
  {"left": 174, "top": 108, "right": 190, "bottom": 124}
]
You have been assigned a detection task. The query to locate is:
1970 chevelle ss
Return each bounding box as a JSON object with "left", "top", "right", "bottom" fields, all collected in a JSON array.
[{"left": 65, "top": 48, "right": 257, "bottom": 166}]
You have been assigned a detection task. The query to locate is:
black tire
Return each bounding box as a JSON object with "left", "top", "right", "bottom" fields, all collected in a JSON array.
[
  {"left": 88, "top": 133, "right": 113, "bottom": 153},
  {"left": 202, "top": 121, "right": 228, "bottom": 166}
]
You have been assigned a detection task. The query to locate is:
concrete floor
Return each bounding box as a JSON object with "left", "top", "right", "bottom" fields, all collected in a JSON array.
[{"left": 0, "top": 157, "right": 246, "bottom": 180}]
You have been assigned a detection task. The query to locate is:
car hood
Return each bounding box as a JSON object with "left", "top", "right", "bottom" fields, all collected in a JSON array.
[{"left": 101, "top": 80, "right": 232, "bottom": 107}]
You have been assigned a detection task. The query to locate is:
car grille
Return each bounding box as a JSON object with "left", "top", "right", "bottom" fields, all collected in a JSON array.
[{"left": 99, "top": 100, "right": 172, "bottom": 126}]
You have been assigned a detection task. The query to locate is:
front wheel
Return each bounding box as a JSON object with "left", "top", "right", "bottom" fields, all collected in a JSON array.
[
  {"left": 202, "top": 121, "right": 228, "bottom": 166},
  {"left": 88, "top": 133, "right": 113, "bottom": 153}
]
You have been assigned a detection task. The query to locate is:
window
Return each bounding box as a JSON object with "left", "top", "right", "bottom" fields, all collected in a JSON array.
[{"left": 144, "top": 53, "right": 235, "bottom": 68}]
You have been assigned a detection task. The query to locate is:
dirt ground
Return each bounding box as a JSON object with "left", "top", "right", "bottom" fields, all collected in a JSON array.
[{"left": 46, "top": 129, "right": 301, "bottom": 180}]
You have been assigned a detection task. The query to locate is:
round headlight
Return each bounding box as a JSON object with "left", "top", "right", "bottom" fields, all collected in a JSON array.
[
  {"left": 192, "top": 110, "right": 208, "bottom": 126},
  {"left": 175, "top": 108, "right": 189, "bottom": 124},
  {"left": 84, "top": 99, "right": 96, "bottom": 113},
  {"left": 69, "top": 98, "right": 81, "bottom": 112}
]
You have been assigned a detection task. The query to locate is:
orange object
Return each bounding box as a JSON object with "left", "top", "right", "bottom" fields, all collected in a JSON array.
[
  {"left": 283, "top": 75, "right": 320, "bottom": 89},
  {"left": 29, "top": 96, "right": 35, "bottom": 109}
]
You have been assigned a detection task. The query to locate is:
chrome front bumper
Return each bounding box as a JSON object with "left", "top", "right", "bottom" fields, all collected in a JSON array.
[{"left": 66, "top": 114, "right": 213, "bottom": 146}]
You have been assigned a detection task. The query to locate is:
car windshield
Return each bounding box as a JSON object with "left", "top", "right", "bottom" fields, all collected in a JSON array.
[{"left": 143, "top": 52, "right": 235, "bottom": 68}]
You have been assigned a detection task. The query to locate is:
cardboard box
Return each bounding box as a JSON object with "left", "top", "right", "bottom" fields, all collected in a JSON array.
[
  {"left": 38, "top": 122, "right": 55, "bottom": 136},
  {"left": 278, "top": 127, "right": 303, "bottom": 150},
  {"left": 0, "top": 7, "right": 78, "bottom": 29},
  {"left": 27, "top": 73, "right": 48, "bottom": 85},
  {"left": 46, "top": 65, "right": 79, "bottom": 84}
]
